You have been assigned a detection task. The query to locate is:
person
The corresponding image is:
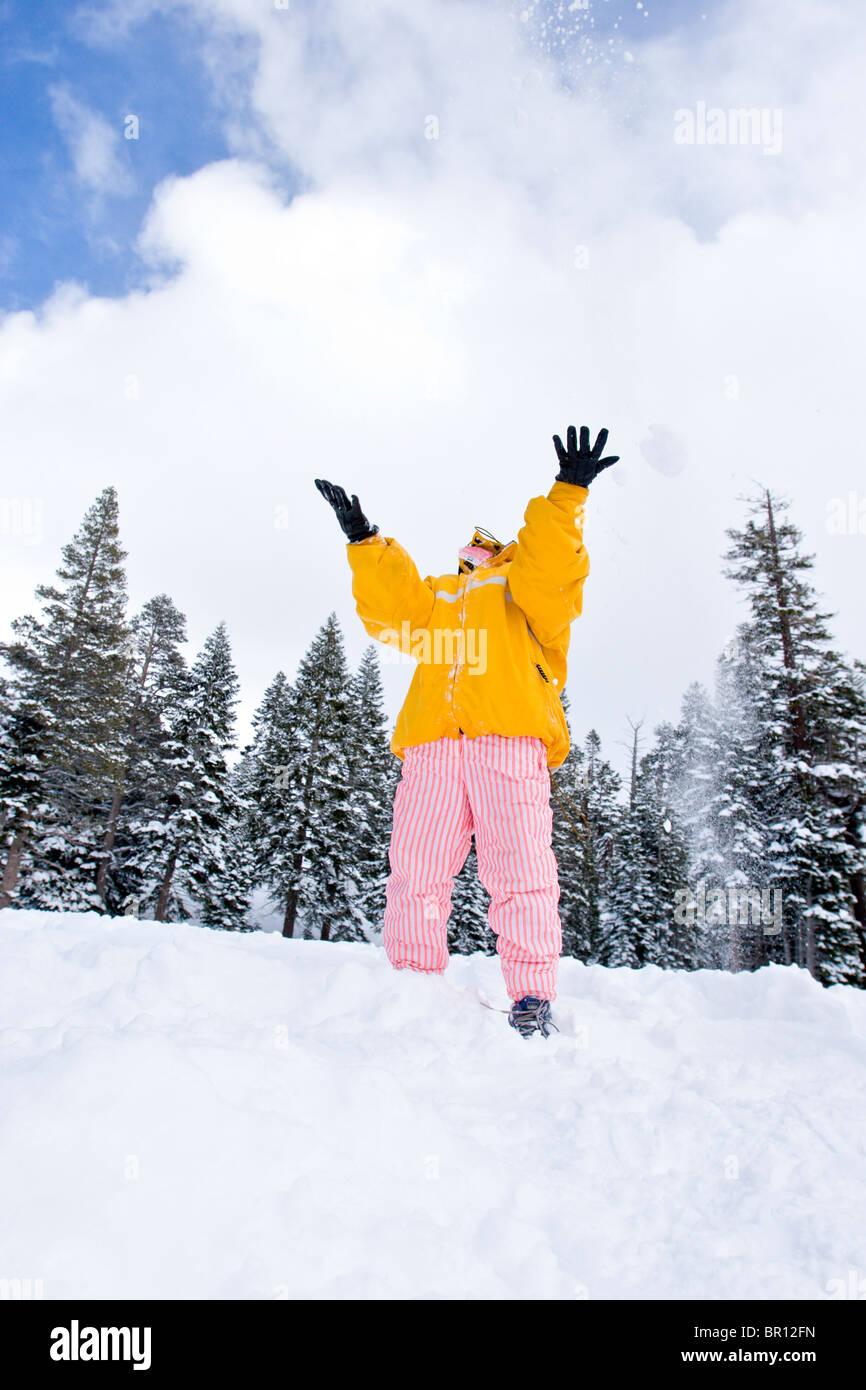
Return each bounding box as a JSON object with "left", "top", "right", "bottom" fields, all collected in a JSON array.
[{"left": 315, "top": 424, "right": 618, "bottom": 1037}]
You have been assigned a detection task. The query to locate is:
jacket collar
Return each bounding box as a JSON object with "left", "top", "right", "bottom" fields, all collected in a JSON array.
[
  {"left": 476, "top": 540, "right": 516, "bottom": 568},
  {"left": 457, "top": 540, "right": 516, "bottom": 584}
]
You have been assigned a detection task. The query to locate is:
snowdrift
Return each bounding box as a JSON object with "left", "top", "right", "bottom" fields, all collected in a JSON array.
[{"left": 1, "top": 909, "right": 864, "bottom": 1300}]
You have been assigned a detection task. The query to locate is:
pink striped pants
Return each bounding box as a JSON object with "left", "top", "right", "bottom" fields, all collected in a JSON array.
[{"left": 383, "top": 734, "right": 562, "bottom": 1000}]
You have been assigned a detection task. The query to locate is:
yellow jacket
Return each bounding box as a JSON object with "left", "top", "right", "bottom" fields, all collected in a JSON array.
[{"left": 347, "top": 481, "right": 590, "bottom": 769}]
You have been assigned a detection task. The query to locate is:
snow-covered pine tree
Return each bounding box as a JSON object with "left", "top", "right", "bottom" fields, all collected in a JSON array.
[
  {"left": 94, "top": 594, "right": 188, "bottom": 912},
  {"left": 0, "top": 487, "right": 132, "bottom": 911},
  {"left": 637, "top": 721, "right": 695, "bottom": 969},
  {"left": 0, "top": 673, "right": 47, "bottom": 909},
  {"left": 602, "top": 718, "right": 691, "bottom": 969},
  {"left": 273, "top": 615, "right": 355, "bottom": 940},
  {"left": 553, "top": 720, "right": 621, "bottom": 964},
  {"left": 781, "top": 646, "right": 866, "bottom": 980},
  {"left": 235, "top": 670, "right": 298, "bottom": 930},
  {"left": 672, "top": 683, "right": 719, "bottom": 869},
  {"left": 724, "top": 491, "right": 865, "bottom": 985},
  {"left": 578, "top": 729, "right": 621, "bottom": 960},
  {"left": 195, "top": 781, "right": 255, "bottom": 933},
  {"left": 334, "top": 645, "right": 398, "bottom": 942},
  {"left": 671, "top": 681, "right": 727, "bottom": 966},
  {"left": 149, "top": 623, "right": 250, "bottom": 928},
  {"left": 806, "top": 651, "right": 866, "bottom": 974},
  {"left": 216, "top": 757, "right": 260, "bottom": 928},
  {"left": 603, "top": 720, "right": 653, "bottom": 966},
  {"left": 605, "top": 807, "right": 654, "bottom": 968},
  {"left": 549, "top": 691, "right": 586, "bottom": 959},
  {"left": 705, "top": 635, "right": 778, "bottom": 971}
]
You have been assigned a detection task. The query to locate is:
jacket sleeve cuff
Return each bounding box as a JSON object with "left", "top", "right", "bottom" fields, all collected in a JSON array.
[
  {"left": 548, "top": 480, "right": 589, "bottom": 509},
  {"left": 347, "top": 532, "right": 386, "bottom": 547}
]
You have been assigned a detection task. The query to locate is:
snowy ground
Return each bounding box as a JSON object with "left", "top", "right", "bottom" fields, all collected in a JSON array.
[{"left": 1, "top": 910, "right": 865, "bottom": 1300}]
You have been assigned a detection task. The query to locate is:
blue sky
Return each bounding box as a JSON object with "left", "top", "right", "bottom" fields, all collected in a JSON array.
[
  {"left": 0, "top": 0, "right": 717, "bottom": 310},
  {"left": 0, "top": 0, "right": 239, "bottom": 307}
]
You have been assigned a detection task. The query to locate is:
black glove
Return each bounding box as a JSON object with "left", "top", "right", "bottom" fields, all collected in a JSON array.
[
  {"left": 314, "top": 479, "right": 379, "bottom": 543},
  {"left": 552, "top": 425, "right": 619, "bottom": 488}
]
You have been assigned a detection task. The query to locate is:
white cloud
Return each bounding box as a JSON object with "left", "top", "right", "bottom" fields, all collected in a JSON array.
[
  {"left": 49, "top": 83, "right": 133, "bottom": 197},
  {"left": 2, "top": 0, "right": 864, "bottom": 769}
]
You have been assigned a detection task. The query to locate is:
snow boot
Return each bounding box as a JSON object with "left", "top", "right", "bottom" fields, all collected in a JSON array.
[{"left": 508, "top": 995, "right": 558, "bottom": 1039}]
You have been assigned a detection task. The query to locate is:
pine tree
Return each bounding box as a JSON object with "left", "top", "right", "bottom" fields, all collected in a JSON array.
[
  {"left": 0, "top": 674, "right": 47, "bottom": 908},
  {"left": 603, "top": 719, "right": 692, "bottom": 969},
  {"left": 94, "top": 594, "right": 188, "bottom": 912},
  {"left": 673, "top": 682, "right": 724, "bottom": 890},
  {"left": 670, "top": 680, "right": 729, "bottom": 968},
  {"left": 724, "top": 491, "right": 865, "bottom": 985},
  {"left": 0, "top": 487, "right": 131, "bottom": 911},
  {"left": 335, "top": 646, "right": 398, "bottom": 942},
  {"left": 149, "top": 623, "right": 249, "bottom": 927},
  {"left": 603, "top": 720, "right": 649, "bottom": 966},
  {"left": 638, "top": 722, "right": 695, "bottom": 968},
  {"left": 261, "top": 615, "right": 355, "bottom": 940},
  {"left": 605, "top": 803, "right": 657, "bottom": 968},
  {"left": 195, "top": 786, "right": 255, "bottom": 932},
  {"left": 707, "top": 638, "right": 778, "bottom": 970},
  {"left": 550, "top": 693, "right": 587, "bottom": 958},
  {"left": 235, "top": 670, "right": 299, "bottom": 930},
  {"left": 554, "top": 722, "right": 621, "bottom": 963},
  {"left": 808, "top": 652, "right": 866, "bottom": 972}
]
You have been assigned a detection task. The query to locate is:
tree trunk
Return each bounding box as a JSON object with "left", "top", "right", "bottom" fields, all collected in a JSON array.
[
  {"left": 57, "top": 517, "right": 109, "bottom": 682},
  {"left": 765, "top": 491, "right": 807, "bottom": 755},
  {"left": 95, "top": 629, "right": 155, "bottom": 901},
  {"left": 626, "top": 718, "right": 643, "bottom": 810},
  {"left": 805, "top": 917, "right": 817, "bottom": 978},
  {"left": 0, "top": 829, "right": 28, "bottom": 910},
  {"left": 154, "top": 849, "right": 179, "bottom": 922},
  {"left": 730, "top": 921, "right": 741, "bottom": 973},
  {"left": 95, "top": 783, "right": 125, "bottom": 898},
  {"left": 844, "top": 805, "right": 866, "bottom": 977},
  {"left": 282, "top": 841, "right": 307, "bottom": 938},
  {"left": 281, "top": 687, "right": 327, "bottom": 939},
  {"left": 282, "top": 886, "right": 300, "bottom": 938}
]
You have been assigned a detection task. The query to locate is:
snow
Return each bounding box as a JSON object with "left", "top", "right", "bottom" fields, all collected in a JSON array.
[{"left": 1, "top": 909, "right": 865, "bottom": 1301}]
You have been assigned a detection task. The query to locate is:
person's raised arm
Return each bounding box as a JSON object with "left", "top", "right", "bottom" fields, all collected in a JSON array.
[
  {"left": 507, "top": 425, "right": 619, "bottom": 644},
  {"left": 314, "top": 478, "right": 435, "bottom": 646}
]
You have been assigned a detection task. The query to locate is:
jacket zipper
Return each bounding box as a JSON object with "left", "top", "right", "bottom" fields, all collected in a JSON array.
[{"left": 450, "top": 573, "right": 467, "bottom": 735}]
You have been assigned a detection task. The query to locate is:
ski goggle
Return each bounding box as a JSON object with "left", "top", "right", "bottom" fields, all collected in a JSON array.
[{"left": 458, "top": 526, "right": 504, "bottom": 571}]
